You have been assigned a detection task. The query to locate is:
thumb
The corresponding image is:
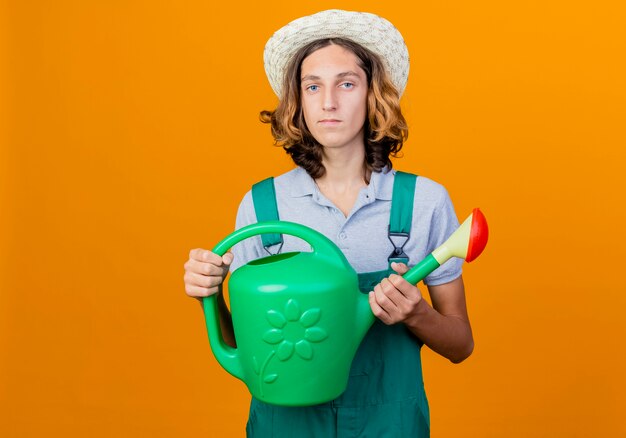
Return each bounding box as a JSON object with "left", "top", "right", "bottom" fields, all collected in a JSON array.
[
  {"left": 222, "top": 251, "right": 234, "bottom": 266},
  {"left": 390, "top": 261, "right": 409, "bottom": 275}
]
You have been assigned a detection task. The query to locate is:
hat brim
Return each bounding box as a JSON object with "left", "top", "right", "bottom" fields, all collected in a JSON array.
[{"left": 263, "top": 9, "right": 409, "bottom": 97}]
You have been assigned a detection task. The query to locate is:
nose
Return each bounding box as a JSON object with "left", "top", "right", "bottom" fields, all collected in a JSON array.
[{"left": 322, "top": 88, "right": 337, "bottom": 111}]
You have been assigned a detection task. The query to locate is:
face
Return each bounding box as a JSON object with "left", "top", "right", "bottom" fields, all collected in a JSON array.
[{"left": 300, "top": 44, "right": 368, "bottom": 151}]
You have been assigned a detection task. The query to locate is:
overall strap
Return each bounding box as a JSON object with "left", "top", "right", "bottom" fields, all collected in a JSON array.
[
  {"left": 251, "top": 177, "right": 283, "bottom": 254},
  {"left": 388, "top": 171, "right": 418, "bottom": 266}
]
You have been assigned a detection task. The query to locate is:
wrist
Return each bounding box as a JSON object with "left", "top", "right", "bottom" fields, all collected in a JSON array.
[{"left": 403, "top": 297, "right": 430, "bottom": 328}]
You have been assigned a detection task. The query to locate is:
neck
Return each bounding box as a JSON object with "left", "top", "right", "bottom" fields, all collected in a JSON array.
[{"left": 316, "top": 145, "right": 370, "bottom": 192}]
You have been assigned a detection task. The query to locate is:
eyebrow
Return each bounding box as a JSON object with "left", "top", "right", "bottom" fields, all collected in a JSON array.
[{"left": 301, "top": 71, "right": 362, "bottom": 82}]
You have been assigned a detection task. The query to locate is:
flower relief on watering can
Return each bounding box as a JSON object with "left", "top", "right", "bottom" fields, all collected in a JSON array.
[{"left": 253, "top": 299, "right": 328, "bottom": 395}]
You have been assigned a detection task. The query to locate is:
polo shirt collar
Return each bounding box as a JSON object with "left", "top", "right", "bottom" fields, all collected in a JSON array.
[
  {"left": 289, "top": 165, "right": 395, "bottom": 201},
  {"left": 289, "top": 167, "right": 318, "bottom": 197},
  {"left": 368, "top": 166, "right": 394, "bottom": 201}
]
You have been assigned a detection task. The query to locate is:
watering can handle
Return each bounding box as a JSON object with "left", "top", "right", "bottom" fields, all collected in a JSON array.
[
  {"left": 211, "top": 221, "right": 347, "bottom": 260},
  {"left": 203, "top": 221, "right": 350, "bottom": 380}
]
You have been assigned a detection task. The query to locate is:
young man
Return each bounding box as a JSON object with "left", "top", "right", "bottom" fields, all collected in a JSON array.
[{"left": 184, "top": 10, "right": 473, "bottom": 437}]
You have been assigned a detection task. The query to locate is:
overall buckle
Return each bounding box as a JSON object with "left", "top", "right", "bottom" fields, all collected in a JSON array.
[
  {"left": 263, "top": 242, "right": 284, "bottom": 256},
  {"left": 387, "top": 226, "right": 410, "bottom": 262}
]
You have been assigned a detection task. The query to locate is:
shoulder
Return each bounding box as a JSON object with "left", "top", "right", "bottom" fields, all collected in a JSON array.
[
  {"left": 234, "top": 189, "right": 256, "bottom": 228},
  {"left": 412, "top": 175, "right": 459, "bottom": 231},
  {"left": 239, "top": 167, "right": 306, "bottom": 197},
  {"left": 390, "top": 169, "right": 451, "bottom": 209},
  {"left": 414, "top": 175, "right": 451, "bottom": 207},
  {"left": 397, "top": 172, "right": 458, "bottom": 228},
  {"left": 238, "top": 168, "right": 300, "bottom": 203},
  {"left": 273, "top": 167, "right": 309, "bottom": 194},
  {"left": 273, "top": 167, "right": 302, "bottom": 183},
  {"left": 235, "top": 167, "right": 304, "bottom": 224},
  {"left": 268, "top": 167, "right": 316, "bottom": 200}
]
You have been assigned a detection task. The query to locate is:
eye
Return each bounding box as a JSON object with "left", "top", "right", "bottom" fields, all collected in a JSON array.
[
  {"left": 340, "top": 82, "right": 354, "bottom": 89},
  {"left": 306, "top": 84, "right": 319, "bottom": 92}
]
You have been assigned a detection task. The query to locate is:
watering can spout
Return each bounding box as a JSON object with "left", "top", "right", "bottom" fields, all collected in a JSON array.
[
  {"left": 403, "top": 208, "right": 489, "bottom": 285},
  {"left": 432, "top": 208, "right": 489, "bottom": 264}
]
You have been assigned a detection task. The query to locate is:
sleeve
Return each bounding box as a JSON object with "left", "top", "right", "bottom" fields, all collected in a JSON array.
[
  {"left": 423, "top": 188, "right": 464, "bottom": 286},
  {"left": 228, "top": 190, "right": 265, "bottom": 272}
]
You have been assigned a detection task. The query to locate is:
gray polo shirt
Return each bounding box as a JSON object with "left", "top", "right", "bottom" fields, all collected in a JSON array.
[{"left": 230, "top": 166, "right": 462, "bottom": 286}]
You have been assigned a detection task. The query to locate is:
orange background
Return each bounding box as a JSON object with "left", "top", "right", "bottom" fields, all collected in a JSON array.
[{"left": 1, "top": 0, "right": 625, "bottom": 436}]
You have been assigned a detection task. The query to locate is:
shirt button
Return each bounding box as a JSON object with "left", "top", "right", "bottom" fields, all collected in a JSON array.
[{"left": 339, "top": 232, "right": 347, "bottom": 240}]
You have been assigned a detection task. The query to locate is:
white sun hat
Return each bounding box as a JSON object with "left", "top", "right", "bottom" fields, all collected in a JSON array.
[{"left": 263, "top": 9, "right": 409, "bottom": 98}]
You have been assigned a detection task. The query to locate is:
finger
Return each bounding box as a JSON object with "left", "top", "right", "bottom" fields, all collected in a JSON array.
[
  {"left": 382, "top": 277, "right": 420, "bottom": 316},
  {"left": 379, "top": 279, "right": 404, "bottom": 307},
  {"left": 373, "top": 283, "right": 399, "bottom": 311},
  {"left": 185, "top": 283, "right": 219, "bottom": 298},
  {"left": 390, "top": 262, "right": 409, "bottom": 275},
  {"left": 189, "top": 248, "right": 208, "bottom": 261},
  {"left": 185, "top": 271, "right": 224, "bottom": 288},
  {"left": 222, "top": 251, "right": 234, "bottom": 266},
  {"left": 190, "top": 249, "right": 225, "bottom": 266},
  {"left": 388, "top": 274, "right": 420, "bottom": 301},
  {"left": 387, "top": 276, "right": 422, "bottom": 317},
  {"left": 379, "top": 278, "right": 420, "bottom": 322},
  {"left": 369, "top": 291, "right": 391, "bottom": 324},
  {"left": 185, "top": 258, "right": 227, "bottom": 276}
]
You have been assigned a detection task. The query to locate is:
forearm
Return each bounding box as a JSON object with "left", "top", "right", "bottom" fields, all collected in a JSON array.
[{"left": 404, "top": 298, "right": 473, "bottom": 363}]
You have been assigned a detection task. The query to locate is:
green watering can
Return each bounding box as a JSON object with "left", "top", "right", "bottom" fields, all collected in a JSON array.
[{"left": 203, "top": 209, "right": 488, "bottom": 406}]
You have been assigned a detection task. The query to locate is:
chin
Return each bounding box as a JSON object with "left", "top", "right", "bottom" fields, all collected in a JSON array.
[{"left": 315, "top": 135, "right": 351, "bottom": 149}]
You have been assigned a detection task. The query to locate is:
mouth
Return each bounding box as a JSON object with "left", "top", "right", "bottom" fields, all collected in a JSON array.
[{"left": 318, "top": 119, "right": 342, "bottom": 125}]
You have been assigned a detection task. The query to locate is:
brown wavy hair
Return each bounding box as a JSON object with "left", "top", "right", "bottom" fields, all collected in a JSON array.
[{"left": 260, "top": 38, "right": 408, "bottom": 179}]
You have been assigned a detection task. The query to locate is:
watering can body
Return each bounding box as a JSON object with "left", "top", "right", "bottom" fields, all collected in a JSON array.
[
  {"left": 204, "top": 222, "right": 375, "bottom": 406},
  {"left": 204, "top": 210, "right": 489, "bottom": 406}
]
